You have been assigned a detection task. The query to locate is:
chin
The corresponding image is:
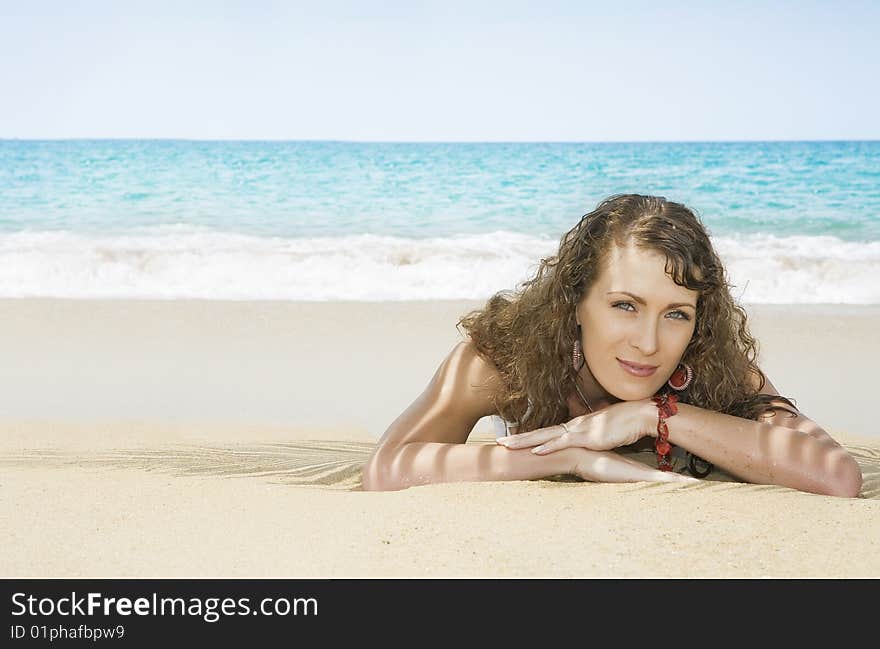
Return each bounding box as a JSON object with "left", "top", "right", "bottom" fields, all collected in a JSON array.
[
  {"left": 610, "top": 384, "right": 660, "bottom": 401},
  {"left": 606, "top": 387, "right": 634, "bottom": 401}
]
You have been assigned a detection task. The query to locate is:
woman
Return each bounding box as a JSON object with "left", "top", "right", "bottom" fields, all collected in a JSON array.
[{"left": 361, "top": 194, "right": 863, "bottom": 497}]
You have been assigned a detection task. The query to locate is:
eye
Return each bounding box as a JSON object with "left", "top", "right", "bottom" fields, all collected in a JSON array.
[{"left": 612, "top": 302, "right": 691, "bottom": 322}]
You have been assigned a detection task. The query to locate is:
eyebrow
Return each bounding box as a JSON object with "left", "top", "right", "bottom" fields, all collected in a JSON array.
[{"left": 607, "top": 291, "right": 697, "bottom": 310}]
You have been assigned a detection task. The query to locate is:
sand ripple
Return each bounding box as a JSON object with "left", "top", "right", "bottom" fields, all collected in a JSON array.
[{"left": 0, "top": 441, "right": 375, "bottom": 491}]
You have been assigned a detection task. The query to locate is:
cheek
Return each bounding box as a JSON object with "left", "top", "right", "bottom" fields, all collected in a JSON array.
[
  {"left": 681, "top": 321, "right": 698, "bottom": 345},
  {"left": 582, "top": 316, "right": 625, "bottom": 357},
  {"left": 666, "top": 323, "right": 695, "bottom": 350},
  {"left": 587, "top": 309, "right": 626, "bottom": 339},
  {"left": 585, "top": 308, "right": 637, "bottom": 346}
]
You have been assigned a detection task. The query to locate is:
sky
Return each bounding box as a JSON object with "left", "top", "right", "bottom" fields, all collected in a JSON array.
[{"left": 1, "top": 0, "right": 877, "bottom": 142}]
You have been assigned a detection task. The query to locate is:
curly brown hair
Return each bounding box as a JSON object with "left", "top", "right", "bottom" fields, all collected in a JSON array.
[{"left": 456, "top": 193, "right": 797, "bottom": 434}]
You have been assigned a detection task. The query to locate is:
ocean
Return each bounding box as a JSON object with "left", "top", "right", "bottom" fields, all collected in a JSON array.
[{"left": 1, "top": 139, "right": 878, "bottom": 302}]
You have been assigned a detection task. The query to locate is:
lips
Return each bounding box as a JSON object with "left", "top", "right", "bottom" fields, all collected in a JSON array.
[
  {"left": 618, "top": 358, "right": 658, "bottom": 371},
  {"left": 617, "top": 358, "right": 658, "bottom": 377}
]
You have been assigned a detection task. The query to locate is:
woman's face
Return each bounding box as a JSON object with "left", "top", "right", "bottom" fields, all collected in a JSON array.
[{"left": 576, "top": 242, "right": 699, "bottom": 401}]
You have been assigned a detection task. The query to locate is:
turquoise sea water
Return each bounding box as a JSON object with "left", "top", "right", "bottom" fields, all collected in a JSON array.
[{"left": 1, "top": 139, "right": 878, "bottom": 302}]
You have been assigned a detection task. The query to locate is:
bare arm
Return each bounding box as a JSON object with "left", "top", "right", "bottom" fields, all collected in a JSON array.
[
  {"left": 362, "top": 442, "right": 579, "bottom": 491},
  {"left": 363, "top": 440, "right": 695, "bottom": 491},
  {"left": 635, "top": 399, "right": 863, "bottom": 498}
]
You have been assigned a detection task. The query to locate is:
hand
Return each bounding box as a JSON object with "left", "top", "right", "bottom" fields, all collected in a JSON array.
[
  {"left": 496, "top": 399, "right": 655, "bottom": 454},
  {"left": 571, "top": 448, "right": 700, "bottom": 485}
]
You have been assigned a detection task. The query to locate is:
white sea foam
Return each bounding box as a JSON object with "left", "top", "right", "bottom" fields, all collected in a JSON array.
[{"left": 0, "top": 227, "right": 878, "bottom": 303}]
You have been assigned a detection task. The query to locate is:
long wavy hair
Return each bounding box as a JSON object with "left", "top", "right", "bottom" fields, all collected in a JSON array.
[{"left": 456, "top": 193, "right": 797, "bottom": 435}]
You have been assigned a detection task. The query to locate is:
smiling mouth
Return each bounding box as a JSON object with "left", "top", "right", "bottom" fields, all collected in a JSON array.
[{"left": 617, "top": 359, "right": 658, "bottom": 370}]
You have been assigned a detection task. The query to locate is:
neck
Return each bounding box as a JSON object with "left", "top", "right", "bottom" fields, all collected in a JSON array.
[{"left": 576, "top": 361, "right": 621, "bottom": 410}]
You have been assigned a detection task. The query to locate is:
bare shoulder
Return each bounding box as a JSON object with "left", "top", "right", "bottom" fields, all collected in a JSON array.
[
  {"left": 445, "top": 340, "right": 505, "bottom": 401},
  {"left": 373, "top": 340, "right": 504, "bottom": 449}
]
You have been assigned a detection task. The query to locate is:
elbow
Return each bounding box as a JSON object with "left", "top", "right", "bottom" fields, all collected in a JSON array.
[
  {"left": 360, "top": 456, "right": 392, "bottom": 492},
  {"left": 834, "top": 461, "right": 863, "bottom": 499},
  {"left": 821, "top": 451, "right": 863, "bottom": 499},
  {"left": 360, "top": 447, "right": 406, "bottom": 492}
]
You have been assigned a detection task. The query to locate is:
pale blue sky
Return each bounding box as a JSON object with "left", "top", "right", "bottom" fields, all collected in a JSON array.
[{"left": 1, "top": 0, "right": 877, "bottom": 141}]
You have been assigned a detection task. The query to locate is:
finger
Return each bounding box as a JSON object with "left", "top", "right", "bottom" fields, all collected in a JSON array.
[
  {"left": 531, "top": 436, "right": 572, "bottom": 454},
  {"left": 496, "top": 425, "right": 565, "bottom": 449},
  {"left": 659, "top": 471, "right": 700, "bottom": 484}
]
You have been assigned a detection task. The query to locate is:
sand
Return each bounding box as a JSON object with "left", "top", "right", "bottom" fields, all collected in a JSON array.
[{"left": 1, "top": 299, "right": 878, "bottom": 578}]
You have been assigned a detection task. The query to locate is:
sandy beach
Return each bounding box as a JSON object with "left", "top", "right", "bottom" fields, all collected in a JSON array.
[{"left": 1, "top": 298, "right": 878, "bottom": 578}]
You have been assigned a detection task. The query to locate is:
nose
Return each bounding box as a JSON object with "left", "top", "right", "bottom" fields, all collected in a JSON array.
[{"left": 630, "top": 319, "right": 659, "bottom": 356}]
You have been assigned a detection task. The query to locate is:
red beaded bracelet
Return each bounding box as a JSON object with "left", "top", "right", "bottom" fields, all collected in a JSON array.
[{"left": 651, "top": 393, "right": 679, "bottom": 471}]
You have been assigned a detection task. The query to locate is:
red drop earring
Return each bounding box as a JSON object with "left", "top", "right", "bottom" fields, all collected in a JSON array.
[{"left": 667, "top": 363, "right": 693, "bottom": 391}]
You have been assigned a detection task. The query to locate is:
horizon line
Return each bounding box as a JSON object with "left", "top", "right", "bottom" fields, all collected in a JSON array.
[{"left": 1, "top": 137, "right": 879, "bottom": 145}]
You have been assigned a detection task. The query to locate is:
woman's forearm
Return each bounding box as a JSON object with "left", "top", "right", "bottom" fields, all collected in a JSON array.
[
  {"left": 361, "top": 442, "right": 579, "bottom": 491},
  {"left": 639, "top": 400, "right": 863, "bottom": 498},
  {"left": 361, "top": 441, "right": 694, "bottom": 491}
]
